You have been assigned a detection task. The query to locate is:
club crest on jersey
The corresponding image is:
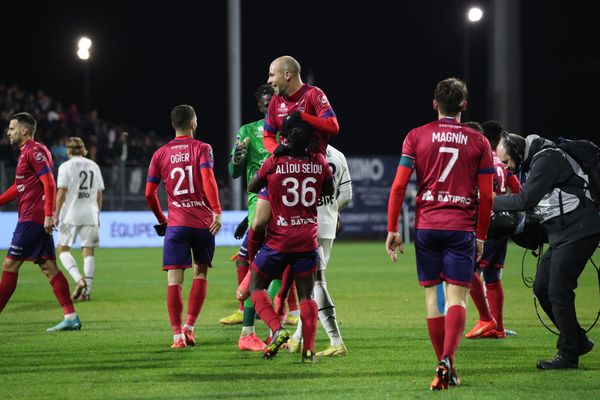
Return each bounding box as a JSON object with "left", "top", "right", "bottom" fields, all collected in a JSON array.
[
  {"left": 16, "top": 184, "right": 25, "bottom": 192},
  {"left": 277, "top": 102, "right": 289, "bottom": 117},
  {"left": 319, "top": 95, "right": 328, "bottom": 105},
  {"left": 34, "top": 152, "right": 46, "bottom": 163}
]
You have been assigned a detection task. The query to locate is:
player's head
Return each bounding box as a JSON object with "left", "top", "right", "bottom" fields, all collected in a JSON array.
[
  {"left": 497, "top": 132, "right": 525, "bottom": 171},
  {"left": 274, "top": 119, "right": 317, "bottom": 158},
  {"left": 255, "top": 84, "right": 274, "bottom": 114},
  {"left": 66, "top": 137, "right": 88, "bottom": 157},
  {"left": 7, "top": 112, "right": 36, "bottom": 146},
  {"left": 171, "top": 105, "right": 197, "bottom": 135},
  {"left": 433, "top": 78, "right": 468, "bottom": 117},
  {"left": 481, "top": 120, "right": 503, "bottom": 150},
  {"left": 464, "top": 121, "right": 483, "bottom": 133},
  {"left": 268, "top": 55, "right": 301, "bottom": 96}
]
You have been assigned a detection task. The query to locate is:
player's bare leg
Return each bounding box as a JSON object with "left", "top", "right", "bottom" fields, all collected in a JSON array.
[
  {"left": 167, "top": 269, "right": 186, "bottom": 348},
  {"left": 57, "top": 244, "right": 87, "bottom": 301}
]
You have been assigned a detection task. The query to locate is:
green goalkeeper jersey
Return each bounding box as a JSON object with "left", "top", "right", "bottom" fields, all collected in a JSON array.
[{"left": 229, "top": 119, "right": 272, "bottom": 224}]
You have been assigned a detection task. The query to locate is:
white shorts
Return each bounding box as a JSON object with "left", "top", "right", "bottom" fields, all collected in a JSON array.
[
  {"left": 317, "top": 238, "right": 333, "bottom": 272},
  {"left": 58, "top": 224, "right": 99, "bottom": 248}
]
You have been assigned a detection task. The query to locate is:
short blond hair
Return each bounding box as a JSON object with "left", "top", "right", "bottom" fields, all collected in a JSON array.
[{"left": 66, "top": 137, "right": 88, "bottom": 156}]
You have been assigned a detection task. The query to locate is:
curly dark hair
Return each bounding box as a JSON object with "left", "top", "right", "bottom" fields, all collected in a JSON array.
[{"left": 274, "top": 121, "right": 318, "bottom": 158}]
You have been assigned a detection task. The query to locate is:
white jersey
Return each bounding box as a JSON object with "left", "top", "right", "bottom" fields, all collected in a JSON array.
[
  {"left": 57, "top": 156, "right": 105, "bottom": 225},
  {"left": 317, "top": 145, "right": 352, "bottom": 239}
]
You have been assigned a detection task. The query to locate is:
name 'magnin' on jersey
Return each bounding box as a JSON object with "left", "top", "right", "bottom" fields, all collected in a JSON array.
[{"left": 401, "top": 118, "right": 494, "bottom": 231}]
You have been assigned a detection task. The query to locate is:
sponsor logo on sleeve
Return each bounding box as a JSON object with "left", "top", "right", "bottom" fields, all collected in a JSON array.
[{"left": 34, "top": 152, "right": 47, "bottom": 163}]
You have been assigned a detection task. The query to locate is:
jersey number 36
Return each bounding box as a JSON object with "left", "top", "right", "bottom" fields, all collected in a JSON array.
[{"left": 281, "top": 177, "right": 317, "bottom": 207}]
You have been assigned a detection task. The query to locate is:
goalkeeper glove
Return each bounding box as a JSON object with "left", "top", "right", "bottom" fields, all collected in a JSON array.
[
  {"left": 154, "top": 223, "right": 167, "bottom": 237},
  {"left": 232, "top": 137, "right": 250, "bottom": 165},
  {"left": 234, "top": 216, "right": 248, "bottom": 239}
]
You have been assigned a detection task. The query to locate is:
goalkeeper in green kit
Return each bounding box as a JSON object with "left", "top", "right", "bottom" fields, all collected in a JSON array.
[{"left": 219, "top": 84, "right": 299, "bottom": 351}]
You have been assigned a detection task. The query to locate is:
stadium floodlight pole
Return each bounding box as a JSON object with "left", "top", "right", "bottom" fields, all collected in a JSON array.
[
  {"left": 77, "top": 36, "right": 92, "bottom": 114},
  {"left": 463, "top": 7, "right": 483, "bottom": 120},
  {"left": 227, "top": 0, "right": 242, "bottom": 210}
]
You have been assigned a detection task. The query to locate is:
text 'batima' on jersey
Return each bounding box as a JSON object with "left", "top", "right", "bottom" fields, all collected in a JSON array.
[
  {"left": 257, "top": 153, "right": 333, "bottom": 252},
  {"left": 15, "top": 140, "right": 54, "bottom": 224},
  {"left": 402, "top": 118, "right": 494, "bottom": 231},
  {"left": 147, "top": 137, "right": 216, "bottom": 229},
  {"left": 57, "top": 156, "right": 105, "bottom": 225},
  {"left": 264, "top": 83, "right": 336, "bottom": 154}
]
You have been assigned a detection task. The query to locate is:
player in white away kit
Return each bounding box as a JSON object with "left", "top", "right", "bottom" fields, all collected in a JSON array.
[
  {"left": 55, "top": 137, "right": 104, "bottom": 301},
  {"left": 286, "top": 144, "right": 353, "bottom": 356}
]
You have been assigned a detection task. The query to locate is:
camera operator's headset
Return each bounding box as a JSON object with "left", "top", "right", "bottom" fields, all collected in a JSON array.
[{"left": 502, "top": 131, "right": 600, "bottom": 335}]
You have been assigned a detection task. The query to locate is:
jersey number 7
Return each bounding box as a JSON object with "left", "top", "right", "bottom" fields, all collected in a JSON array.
[{"left": 438, "top": 147, "right": 459, "bottom": 183}]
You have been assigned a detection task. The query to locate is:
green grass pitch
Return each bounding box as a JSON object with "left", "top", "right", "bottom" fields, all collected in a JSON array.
[{"left": 0, "top": 242, "right": 598, "bottom": 399}]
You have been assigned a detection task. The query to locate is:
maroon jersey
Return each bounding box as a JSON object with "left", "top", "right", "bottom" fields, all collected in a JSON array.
[
  {"left": 147, "top": 137, "right": 216, "bottom": 229},
  {"left": 15, "top": 140, "right": 54, "bottom": 223},
  {"left": 264, "top": 83, "right": 336, "bottom": 154},
  {"left": 257, "top": 154, "right": 333, "bottom": 252},
  {"left": 492, "top": 151, "right": 518, "bottom": 195},
  {"left": 402, "top": 118, "right": 494, "bottom": 231}
]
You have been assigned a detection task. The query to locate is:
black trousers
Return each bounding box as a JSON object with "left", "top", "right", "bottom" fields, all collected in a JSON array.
[{"left": 533, "top": 234, "right": 600, "bottom": 361}]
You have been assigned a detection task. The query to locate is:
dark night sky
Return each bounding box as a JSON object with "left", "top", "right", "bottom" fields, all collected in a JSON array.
[{"left": 2, "top": 1, "right": 599, "bottom": 170}]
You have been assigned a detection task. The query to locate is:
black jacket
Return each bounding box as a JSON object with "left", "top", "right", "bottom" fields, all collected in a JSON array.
[{"left": 493, "top": 136, "right": 600, "bottom": 247}]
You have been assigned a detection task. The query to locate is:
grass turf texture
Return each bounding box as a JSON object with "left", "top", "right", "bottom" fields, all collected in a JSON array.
[{"left": 0, "top": 242, "right": 598, "bottom": 399}]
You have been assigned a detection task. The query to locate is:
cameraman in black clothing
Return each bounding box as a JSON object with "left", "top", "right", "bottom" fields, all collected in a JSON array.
[{"left": 494, "top": 133, "right": 600, "bottom": 369}]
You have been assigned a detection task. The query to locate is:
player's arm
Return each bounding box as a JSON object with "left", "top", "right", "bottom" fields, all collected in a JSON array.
[
  {"left": 248, "top": 172, "right": 267, "bottom": 194},
  {"left": 54, "top": 188, "right": 67, "bottom": 226},
  {"left": 337, "top": 155, "right": 352, "bottom": 211},
  {"left": 506, "top": 173, "right": 522, "bottom": 194},
  {"left": 301, "top": 90, "right": 339, "bottom": 134},
  {"left": 39, "top": 172, "right": 57, "bottom": 233},
  {"left": 300, "top": 112, "right": 340, "bottom": 135},
  {"left": 263, "top": 101, "right": 280, "bottom": 154},
  {"left": 386, "top": 156, "right": 413, "bottom": 261},
  {"left": 97, "top": 190, "right": 103, "bottom": 226},
  {"left": 145, "top": 180, "right": 167, "bottom": 225},
  {"left": 321, "top": 177, "right": 334, "bottom": 198},
  {"left": 228, "top": 128, "right": 249, "bottom": 179},
  {"left": 0, "top": 183, "right": 18, "bottom": 207},
  {"left": 476, "top": 174, "right": 494, "bottom": 242},
  {"left": 200, "top": 159, "right": 223, "bottom": 236}
]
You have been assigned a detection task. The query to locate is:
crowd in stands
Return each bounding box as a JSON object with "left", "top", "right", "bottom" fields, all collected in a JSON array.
[{"left": 0, "top": 83, "right": 165, "bottom": 169}]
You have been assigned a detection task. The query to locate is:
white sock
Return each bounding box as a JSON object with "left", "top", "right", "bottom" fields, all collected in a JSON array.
[
  {"left": 289, "top": 309, "right": 300, "bottom": 317},
  {"left": 292, "top": 319, "right": 303, "bottom": 342},
  {"left": 173, "top": 334, "right": 184, "bottom": 341},
  {"left": 65, "top": 312, "right": 78, "bottom": 320},
  {"left": 59, "top": 252, "right": 82, "bottom": 283},
  {"left": 241, "top": 326, "right": 255, "bottom": 336},
  {"left": 83, "top": 256, "right": 95, "bottom": 292},
  {"left": 184, "top": 324, "right": 194, "bottom": 331}
]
